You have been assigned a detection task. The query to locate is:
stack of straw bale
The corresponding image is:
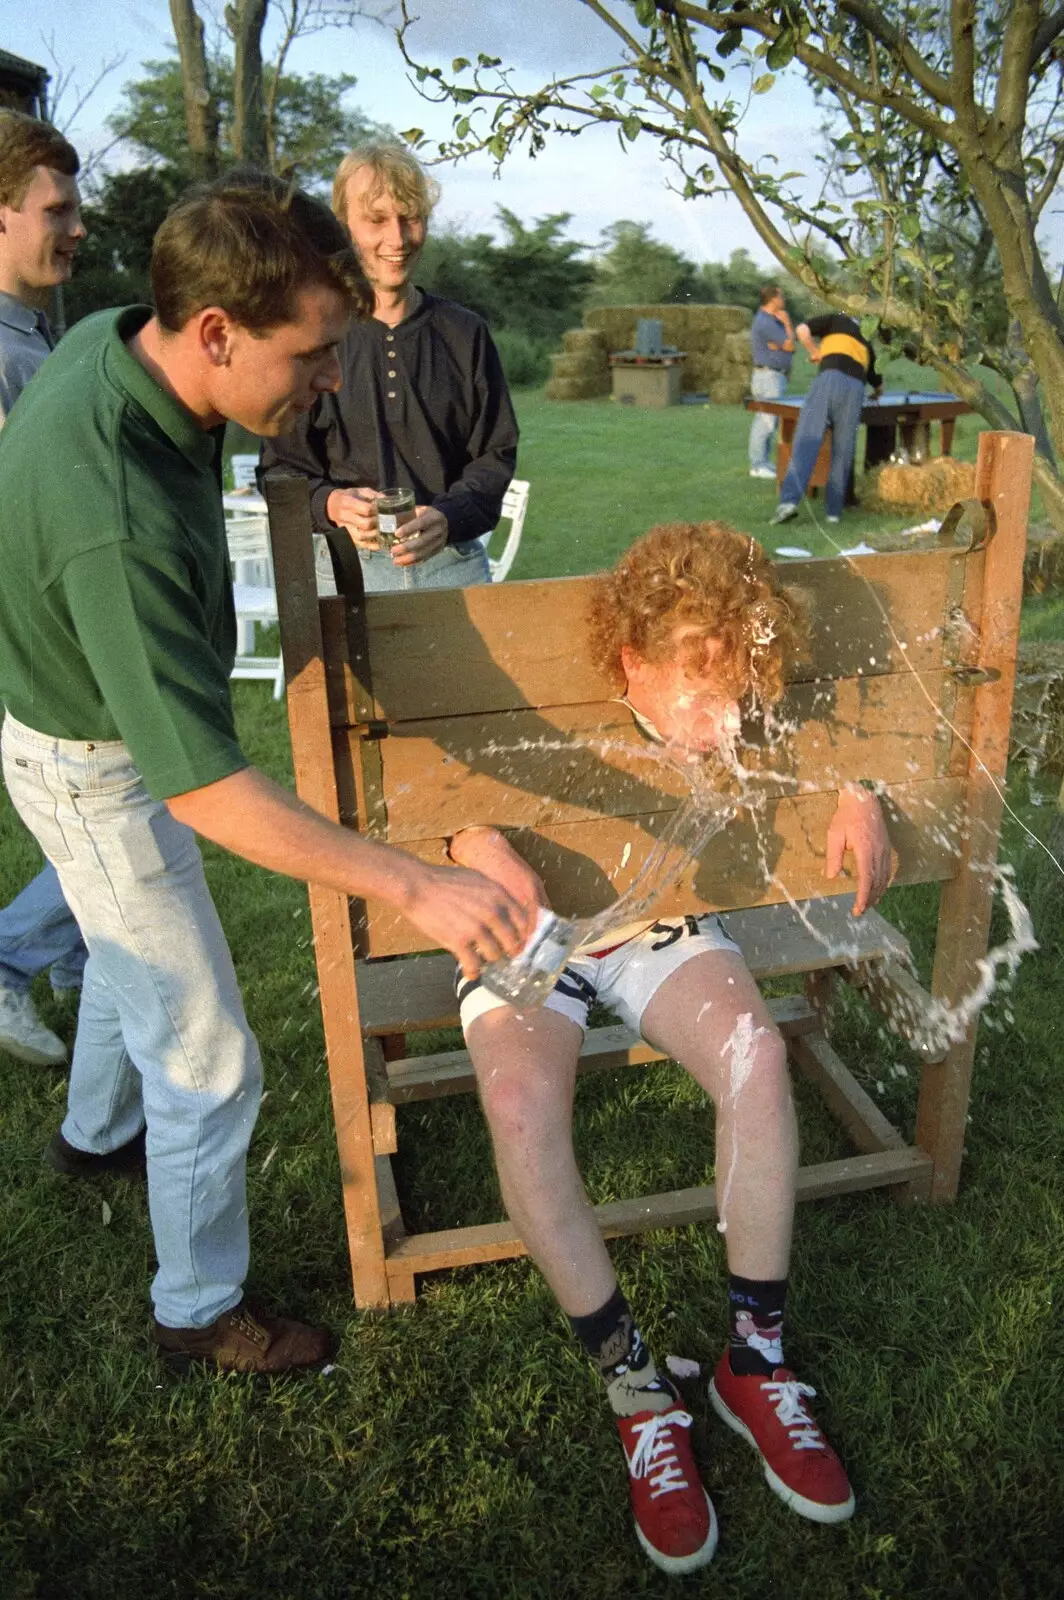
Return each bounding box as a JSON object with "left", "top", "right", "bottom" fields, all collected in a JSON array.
[
  {"left": 545, "top": 328, "right": 610, "bottom": 400},
  {"left": 546, "top": 304, "right": 753, "bottom": 401},
  {"left": 1023, "top": 526, "right": 1064, "bottom": 596},
  {"left": 1011, "top": 640, "right": 1064, "bottom": 775},
  {"left": 866, "top": 456, "right": 976, "bottom": 514}
]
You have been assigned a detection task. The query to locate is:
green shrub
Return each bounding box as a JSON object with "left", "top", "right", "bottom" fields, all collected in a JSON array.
[{"left": 493, "top": 328, "right": 550, "bottom": 388}]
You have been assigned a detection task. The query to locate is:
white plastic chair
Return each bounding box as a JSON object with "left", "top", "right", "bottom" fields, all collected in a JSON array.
[
  {"left": 223, "top": 490, "right": 284, "bottom": 698},
  {"left": 230, "top": 453, "right": 259, "bottom": 491},
  {"left": 480, "top": 478, "right": 529, "bottom": 582}
]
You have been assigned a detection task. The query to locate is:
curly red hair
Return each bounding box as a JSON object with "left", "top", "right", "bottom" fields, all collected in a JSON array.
[{"left": 586, "top": 522, "right": 809, "bottom": 705}]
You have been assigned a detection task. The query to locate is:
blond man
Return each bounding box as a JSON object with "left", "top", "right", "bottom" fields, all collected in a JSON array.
[{"left": 262, "top": 142, "right": 518, "bottom": 592}]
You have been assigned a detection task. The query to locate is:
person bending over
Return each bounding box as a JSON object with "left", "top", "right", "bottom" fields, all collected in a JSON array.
[
  {"left": 770, "top": 313, "right": 881, "bottom": 528},
  {"left": 449, "top": 523, "right": 892, "bottom": 1575}
]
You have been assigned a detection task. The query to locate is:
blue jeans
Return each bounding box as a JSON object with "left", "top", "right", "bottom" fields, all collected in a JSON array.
[
  {"left": 358, "top": 537, "right": 491, "bottom": 593},
  {"left": 1, "top": 715, "right": 262, "bottom": 1329},
  {"left": 748, "top": 368, "right": 787, "bottom": 469},
  {"left": 778, "top": 369, "right": 866, "bottom": 519},
  {"left": 0, "top": 862, "right": 87, "bottom": 995}
]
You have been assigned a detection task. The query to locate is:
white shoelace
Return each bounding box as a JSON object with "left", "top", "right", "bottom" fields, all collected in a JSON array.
[
  {"left": 761, "top": 1378, "right": 826, "bottom": 1451},
  {"left": 626, "top": 1409, "right": 695, "bottom": 1498}
]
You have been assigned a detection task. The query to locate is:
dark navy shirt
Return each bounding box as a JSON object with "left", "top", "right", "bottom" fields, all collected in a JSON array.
[
  {"left": 750, "top": 309, "right": 792, "bottom": 375},
  {"left": 260, "top": 290, "right": 518, "bottom": 545}
]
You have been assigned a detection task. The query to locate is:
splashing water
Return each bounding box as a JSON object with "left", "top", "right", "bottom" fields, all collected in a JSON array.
[{"left": 714, "top": 1012, "right": 768, "bottom": 1235}]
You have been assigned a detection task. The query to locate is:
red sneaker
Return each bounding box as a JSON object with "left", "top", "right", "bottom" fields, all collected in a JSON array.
[
  {"left": 616, "top": 1406, "right": 718, "bottom": 1574},
  {"left": 709, "top": 1353, "right": 855, "bottom": 1524}
]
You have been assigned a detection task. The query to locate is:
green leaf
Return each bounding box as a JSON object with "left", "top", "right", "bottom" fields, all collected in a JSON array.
[
  {"left": 622, "top": 113, "right": 641, "bottom": 140},
  {"left": 765, "top": 32, "right": 795, "bottom": 69},
  {"left": 634, "top": 0, "right": 657, "bottom": 26},
  {"left": 860, "top": 315, "right": 880, "bottom": 340},
  {"left": 453, "top": 87, "right": 474, "bottom": 104},
  {"left": 452, "top": 57, "right": 470, "bottom": 73},
  {"left": 779, "top": 171, "right": 803, "bottom": 182},
  {"left": 705, "top": 62, "right": 725, "bottom": 82},
  {"left": 899, "top": 212, "right": 921, "bottom": 243},
  {"left": 717, "top": 28, "right": 743, "bottom": 57},
  {"left": 591, "top": 83, "right": 607, "bottom": 100},
  {"left": 477, "top": 53, "right": 502, "bottom": 68},
  {"left": 752, "top": 73, "right": 776, "bottom": 94},
  {"left": 455, "top": 117, "right": 471, "bottom": 139},
  {"left": 399, "top": 128, "right": 425, "bottom": 147}
]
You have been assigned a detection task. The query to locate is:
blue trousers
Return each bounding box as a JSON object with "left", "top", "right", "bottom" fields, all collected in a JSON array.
[
  {"left": 3, "top": 715, "right": 262, "bottom": 1328},
  {"left": 778, "top": 369, "right": 866, "bottom": 519},
  {"left": 0, "top": 861, "right": 87, "bottom": 994}
]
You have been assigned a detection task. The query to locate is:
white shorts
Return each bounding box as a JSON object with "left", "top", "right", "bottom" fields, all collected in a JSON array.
[{"left": 457, "top": 914, "right": 743, "bottom": 1037}]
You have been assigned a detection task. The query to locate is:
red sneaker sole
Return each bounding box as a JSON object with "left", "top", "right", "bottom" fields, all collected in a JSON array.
[{"left": 708, "top": 1379, "right": 856, "bottom": 1525}]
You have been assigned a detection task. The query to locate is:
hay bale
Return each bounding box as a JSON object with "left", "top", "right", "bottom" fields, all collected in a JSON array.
[
  {"left": 562, "top": 327, "right": 608, "bottom": 354},
  {"left": 712, "top": 374, "right": 753, "bottom": 407},
  {"left": 868, "top": 457, "right": 977, "bottom": 514},
  {"left": 1011, "top": 641, "right": 1064, "bottom": 774},
  {"left": 550, "top": 351, "right": 607, "bottom": 381},
  {"left": 723, "top": 330, "right": 752, "bottom": 364},
  {"left": 581, "top": 305, "right": 751, "bottom": 392},
  {"left": 1023, "top": 524, "right": 1064, "bottom": 596},
  {"left": 545, "top": 374, "right": 609, "bottom": 401}
]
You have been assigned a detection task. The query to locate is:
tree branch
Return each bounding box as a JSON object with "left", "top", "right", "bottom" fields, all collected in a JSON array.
[{"left": 836, "top": 0, "right": 955, "bottom": 107}]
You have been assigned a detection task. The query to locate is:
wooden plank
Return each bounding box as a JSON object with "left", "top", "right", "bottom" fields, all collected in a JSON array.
[
  {"left": 375, "top": 1155, "right": 414, "bottom": 1304},
  {"left": 383, "top": 992, "right": 819, "bottom": 1104},
  {"left": 383, "top": 1147, "right": 933, "bottom": 1275},
  {"left": 264, "top": 474, "right": 390, "bottom": 1310},
  {"left": 356, "top": 550, "right": 969, "bottom": 723},
  {"left": 355, "top": 778, "right": 965, "bottom": 957},
  {"left": 364, "top": 1037, "right": 398, "bottom": 1155},
  {"left": 363, "top": 671, "right": 967, "bottom": 842},
  {"left": 356, "top": 899, "right": 911, "bottom": 1034},
  {"left": 789, "top": 1032, "right": 908, "bottom": 1154},
  {"left": 916, "top": 431, "right": 1034, "bottom": 1201}
]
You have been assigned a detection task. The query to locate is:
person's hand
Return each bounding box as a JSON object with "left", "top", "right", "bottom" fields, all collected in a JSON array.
[
  {"left": 403, "top": 859, "right": 537, "bottom": 979},
  {"left": 391, "top": 504, "right": 449, "bottom": 565},
  {"left": 326, "top": 487, "right": 383, "bottom": 550},
  {"left": 808, "top": 348, "right": 822, "bottom": 362},
  {"left": 825, "top": 786, "right": 894, "bottom": 916},
  {"left": 448, "top": 826, "right": 551, "bottom": 916}
]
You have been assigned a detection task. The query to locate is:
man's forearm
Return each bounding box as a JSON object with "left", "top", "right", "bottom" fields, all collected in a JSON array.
[{"left": 167, "top": 765, "right": 421, "bottom": 910}]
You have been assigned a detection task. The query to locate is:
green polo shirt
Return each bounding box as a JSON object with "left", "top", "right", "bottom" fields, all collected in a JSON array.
[{"left": 0, "top": 306, "right": 247, "bottom": 800}]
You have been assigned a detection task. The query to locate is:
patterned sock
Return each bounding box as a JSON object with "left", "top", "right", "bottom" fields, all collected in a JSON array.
[
  {"left": 728, "top": 1274, "right": 788, "bottom": 1377},
  {"left": 569, "top": 1284, "right": 679, "bottom": 1418}
]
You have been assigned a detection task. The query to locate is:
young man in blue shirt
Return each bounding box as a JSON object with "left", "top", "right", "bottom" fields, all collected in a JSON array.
[{"left": 748, "top": 284, "right": 794, "bottom": 480}]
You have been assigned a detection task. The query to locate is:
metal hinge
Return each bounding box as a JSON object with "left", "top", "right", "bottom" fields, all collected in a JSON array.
[
  {"left": 951, "top": 665, "right": 1000, "bottom": 687},
  {"left": 356, "top": 719, "right": 389, "bottom": 740}
]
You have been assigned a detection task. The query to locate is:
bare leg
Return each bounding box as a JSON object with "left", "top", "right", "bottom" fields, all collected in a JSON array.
[
  {"left": 640, "top": 951, "right": 797, "bottom": 1281},
  {"left": 467, "top": 1005, "right": 616, "bottom": 1317}
]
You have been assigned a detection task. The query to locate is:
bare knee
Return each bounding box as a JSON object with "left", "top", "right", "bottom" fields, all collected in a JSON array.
[{"left": 714, "top": 1023, "right": 791, "bottom": 1116}]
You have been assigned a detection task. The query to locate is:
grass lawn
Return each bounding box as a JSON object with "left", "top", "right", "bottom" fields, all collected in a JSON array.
[{"left": 3, "top": 390, "right": 1063, "bottom": 1599}]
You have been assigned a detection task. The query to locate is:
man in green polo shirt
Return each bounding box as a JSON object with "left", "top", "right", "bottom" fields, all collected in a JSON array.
[{"left": 0, "top": 172, "right": 532, "bottom": 1374}]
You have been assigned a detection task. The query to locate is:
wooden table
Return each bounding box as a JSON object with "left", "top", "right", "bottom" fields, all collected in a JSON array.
[{"left": 745, "top": 391, "right": 973, "bottom": 495}]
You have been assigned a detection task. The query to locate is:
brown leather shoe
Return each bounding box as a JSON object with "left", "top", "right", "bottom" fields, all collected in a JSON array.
[
  {"left": 46, "top": 1128, "right": 146, "bottom": 1181},
  {"left": 154, "top": 1299, "right": 335, "bottom": 1375}
]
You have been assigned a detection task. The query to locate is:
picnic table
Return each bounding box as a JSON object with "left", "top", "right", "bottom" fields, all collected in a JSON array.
[{"left": 745, "top": 390, "right": 973, "bottom": 495}]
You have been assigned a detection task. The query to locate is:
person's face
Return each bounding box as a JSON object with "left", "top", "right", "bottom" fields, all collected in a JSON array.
[
  {"left": 765, "top": 290, "right": 785, "bottom": 317},
  {"left": 622, "top": 626, "right": 743, "bottom": 753},
  {"left": 342, "top": 165, "right": 427, "bottom": 298},
  {"left": 0, "top": 166, "right": 85, "bottom": 296},
  {"left": 207, "top": 283, "right": 349, "bottom": 435}
]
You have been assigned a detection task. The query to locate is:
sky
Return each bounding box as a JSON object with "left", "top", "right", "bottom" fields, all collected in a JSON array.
[
  {"left": 11, "top": 0, "right": 1058, "bottom": 273},
  {"left": 2, "top": 0, "right": 835, "bottom": 266}
]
